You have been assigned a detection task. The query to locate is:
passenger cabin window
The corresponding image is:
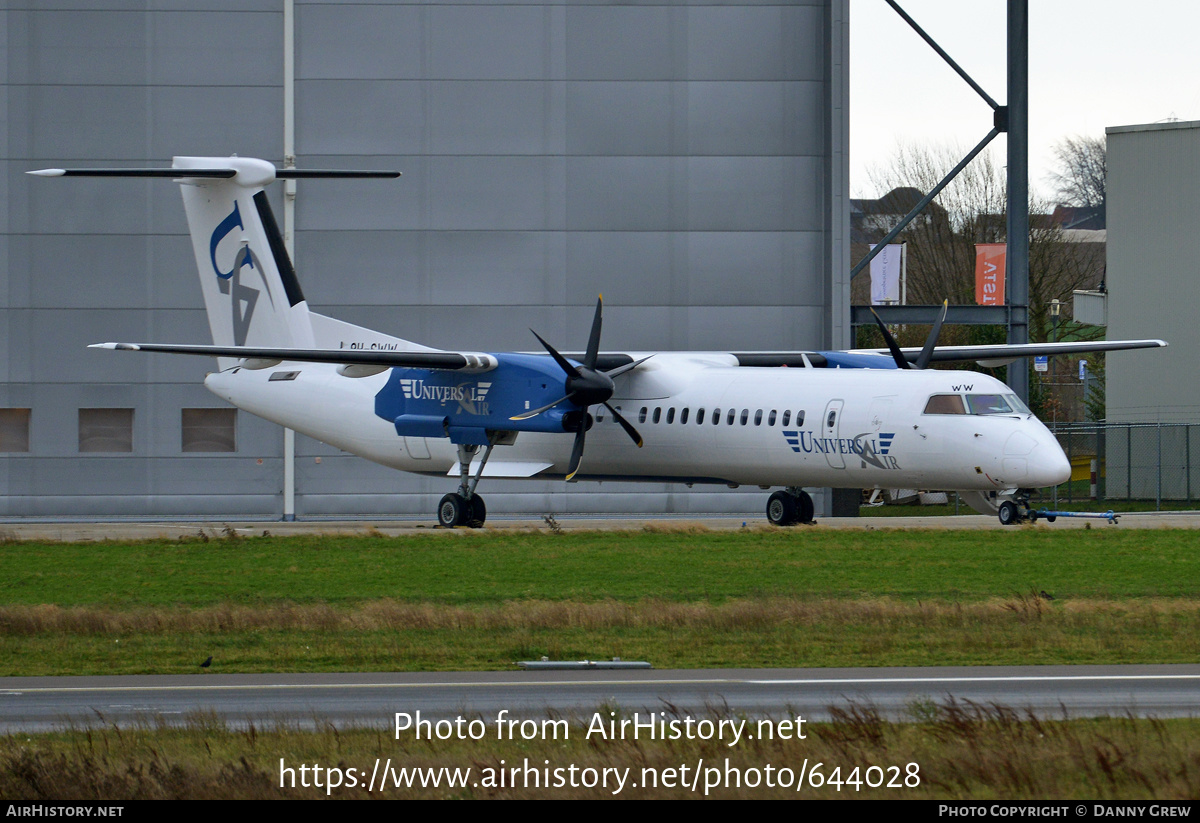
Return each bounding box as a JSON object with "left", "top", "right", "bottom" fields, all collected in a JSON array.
[
  {"left": 924, "top": 394, "right": 967, "bottom": 415},
  {"left": 727, "top": 409, "right": 736, "bottom": 425},
  {"left": 782, "top": 410, "right": 790, "bottom": 427},
  {"left": 680, "top": 408, "right": 689, "bottom": 425},
  {"left": 754, "top": 409, "right": 763, "bottom": 426},
  {"left": 666, "top": 408, "right": 675, "bottom": 424},
  {"left": 696, "top": 408, "right": 705, "bottom": 425},
  {"left": 768, "top": 410, "right": 776, "bottom": 426},
  {"left": 795, "top": 410, "right": 805, "bottom": 427},
  {"left": 652, "top": 407, "right": 661, "bottom": 424},
  {"left": 740, "top": 409, "right": 749, "bottom": 426},
  {"left": 639, "top": 407, "right": 648, "bottom": 424}
]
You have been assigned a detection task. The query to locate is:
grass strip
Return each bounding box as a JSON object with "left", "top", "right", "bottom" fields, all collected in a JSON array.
[
  {"left": 1, "top": 597, "right": 1197, "bottom": 675},
  {"left": 2, "top": 527, "right": 1199, "bottom": 608}
]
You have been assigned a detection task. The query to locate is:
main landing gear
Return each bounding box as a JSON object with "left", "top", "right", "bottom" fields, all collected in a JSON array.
[
  {"left": 766, "top": 488, "right": 815, "bottom": 526},
  {"left": 438, "top": 441, "right": 496, "bottom": 528}
]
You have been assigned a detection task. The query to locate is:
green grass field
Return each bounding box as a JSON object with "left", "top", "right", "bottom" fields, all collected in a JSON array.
[
  {"left": 0, "top": 527, "right": 1197, "bottom": 675},
  {"left": 3, "top": 527, "right": 1198, "bottom": 800}
]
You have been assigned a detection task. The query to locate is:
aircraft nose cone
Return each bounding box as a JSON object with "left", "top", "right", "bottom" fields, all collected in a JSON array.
[{"left": 1027, "top": 435, "right": 1072, "bottom": 487}]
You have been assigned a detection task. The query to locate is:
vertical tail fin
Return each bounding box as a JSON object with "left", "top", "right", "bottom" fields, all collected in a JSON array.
[
  {"left": 176, "top": 156, "right": 314, "bottom": 354},
  {"left": 31, "top": 156, "right": 402, "bottom": 369}
]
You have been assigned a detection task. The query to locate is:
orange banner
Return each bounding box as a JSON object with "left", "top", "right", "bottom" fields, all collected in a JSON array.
[{"left": 975, "top": 243, "right": 1006, "bottom": 306}]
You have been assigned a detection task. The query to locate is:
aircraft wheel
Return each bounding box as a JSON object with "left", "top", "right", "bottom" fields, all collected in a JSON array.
[
  {"left": 468, "top": 495, "right": 487, "bottom": 528},
  {"left": 797, "top": 490, "right": 815, "bottom": 524},
  {"left": 1046, "top": 515, "right": 1057, "bottom": 523},
  {"left": 766, "top": 491, "right": 799, "bottom": 526},
  {"left": 438, "top": 493, "right": 468, "bottom": 528},
  {"left": 998, "top": 500, "right": 1020, "bottom": 526}
]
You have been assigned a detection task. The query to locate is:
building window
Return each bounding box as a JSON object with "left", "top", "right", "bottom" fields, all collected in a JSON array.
[
  {"left": 0, "top": 409, "right": 31, "bottom": 452},
  {"left": 79, "top": 408, "right": 133, "bottom": 453},
  {"left": 182, "top": 408, "right": 237, "bottom": 452}
]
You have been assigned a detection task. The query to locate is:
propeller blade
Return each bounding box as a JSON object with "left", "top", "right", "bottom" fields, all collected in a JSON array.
[
  {"left": 531, "top": 329, "right": 583, "bottom": 378},
  {"left": 605, "top": 402, "right": 644, "bottom": 448},
  {"left": 870, "top": 308, "right": 913, "bottom": 370},
  {"left": 584, "top": 296, "right": 603, "bottom": 370},
  {"left": 914, "top": 299, "right": 949, "bottom": 370},
  {"left": 604, "top": 354, "right": 653, "bottom": 380},
  {"left": 509, "top": 394, "right": 572, "bottom": 421},
  {"left": 565, "top": 427, "right": 586, "bottom": 481}
]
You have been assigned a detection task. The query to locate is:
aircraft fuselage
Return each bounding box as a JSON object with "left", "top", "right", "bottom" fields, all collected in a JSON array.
[{"left": 205, "top": 355, "right": 1070, "bottom": 494}]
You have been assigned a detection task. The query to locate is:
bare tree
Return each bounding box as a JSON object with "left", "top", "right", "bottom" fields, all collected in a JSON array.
[
  {"left": 1045, "top": 134, "right": 1106, "bottom": 212},
  {"left": 856, "top": 142, "right": 1106, "bottom": 417}
]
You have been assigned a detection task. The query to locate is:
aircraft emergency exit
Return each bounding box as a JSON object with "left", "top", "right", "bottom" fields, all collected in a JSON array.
[{"left": 31, "top": 156, "right": 1166, "bottom": 527}]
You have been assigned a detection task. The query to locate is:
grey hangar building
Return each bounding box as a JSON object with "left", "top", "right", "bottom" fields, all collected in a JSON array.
[{"left": 4, "top": 0, "right": 852, "bottom": 519}]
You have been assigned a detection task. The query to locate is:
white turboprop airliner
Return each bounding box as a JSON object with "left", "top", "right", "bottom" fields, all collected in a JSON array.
[{"left": 31, "top": 156, "right": 1166, "bottom": 527}]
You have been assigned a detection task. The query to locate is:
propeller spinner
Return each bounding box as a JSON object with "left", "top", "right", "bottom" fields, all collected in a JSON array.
[{"left": 512, "top": 297, "right": 646, "bottom": 480}]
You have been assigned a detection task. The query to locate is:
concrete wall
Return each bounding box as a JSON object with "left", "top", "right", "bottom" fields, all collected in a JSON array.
[{"left": 2, "top": 1, "right": 849, "bottom": 519}]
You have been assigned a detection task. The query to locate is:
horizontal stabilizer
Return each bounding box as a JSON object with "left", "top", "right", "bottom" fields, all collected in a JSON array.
[
  {"left": 89, "top": 342, "right": 496, "bottom": 372},
  {"left": 28, "top": 166, "right": 399, "bottom": 181}
]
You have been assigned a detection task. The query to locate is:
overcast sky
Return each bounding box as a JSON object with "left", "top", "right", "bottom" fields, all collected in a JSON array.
[{"left": 850, "top": 0, "right": 1200, "bottom": 200}]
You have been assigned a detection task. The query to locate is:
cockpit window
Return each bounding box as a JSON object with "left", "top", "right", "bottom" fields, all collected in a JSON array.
[
  {"left": 966, "top": 394, "right": 1030, "bottom": 415},
  {"left": 965, "top": 394, "right": 1011, "bottom": 415},
  {"left": 924, "top": 394, "right": 967, "bottom": 414}
]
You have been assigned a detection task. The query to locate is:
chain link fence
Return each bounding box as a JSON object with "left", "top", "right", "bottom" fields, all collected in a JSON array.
[{"left": 1046, "top": 422, "right": 1200, "bottom": 509}]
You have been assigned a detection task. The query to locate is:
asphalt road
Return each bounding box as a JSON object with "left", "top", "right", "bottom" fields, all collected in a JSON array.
[{"left": 2, "top": 665, "right": 1198, "bottom": 733}]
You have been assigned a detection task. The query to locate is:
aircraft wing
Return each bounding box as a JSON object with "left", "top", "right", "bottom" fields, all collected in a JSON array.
[
  {"left": 88, "top": 342, "right": 497, "bottom": 371},
  {"left": 869, "top": 338, "right": 1168, "bottom": 367},
  {"left": 91, "top": 337, "right": 1167, "bottom": 374}
]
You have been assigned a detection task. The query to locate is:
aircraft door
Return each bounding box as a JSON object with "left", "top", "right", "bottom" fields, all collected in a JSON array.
[{"left": 823, "top": 399, "right": 845, "bottom": 469}]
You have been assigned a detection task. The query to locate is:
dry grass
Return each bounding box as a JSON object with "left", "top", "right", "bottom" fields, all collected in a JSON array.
[
  {"left": 1, "top": 704, "right": 1197, "bottom": 799},
  {"left": 0, "top": 595, "right": 1195, "bottom": 636}
]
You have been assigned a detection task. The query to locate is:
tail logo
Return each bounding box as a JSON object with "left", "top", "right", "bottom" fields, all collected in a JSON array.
[{"left": 209, "top": 201, "right": 276, "bottom": 346}]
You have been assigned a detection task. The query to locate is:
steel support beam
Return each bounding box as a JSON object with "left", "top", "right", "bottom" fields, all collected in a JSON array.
[
  {"left": 851, "top": 305, "right": 1008, "bottom": 327},
  {"left": 1006, "top": 0, "right": 1030, "bottom": 402}
]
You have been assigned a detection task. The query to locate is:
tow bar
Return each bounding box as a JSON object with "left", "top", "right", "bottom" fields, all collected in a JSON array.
[{"left": 1029, "top": 508, "right": 1119, "bottom": 525}]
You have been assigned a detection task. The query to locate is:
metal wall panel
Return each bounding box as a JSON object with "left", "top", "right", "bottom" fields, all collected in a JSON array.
[
  {"left": 3, "top": 1, "right": 849, "bottom": 518},
  {"left": 1106, "top": 121, "right": 1200, "bottom": 424}
]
